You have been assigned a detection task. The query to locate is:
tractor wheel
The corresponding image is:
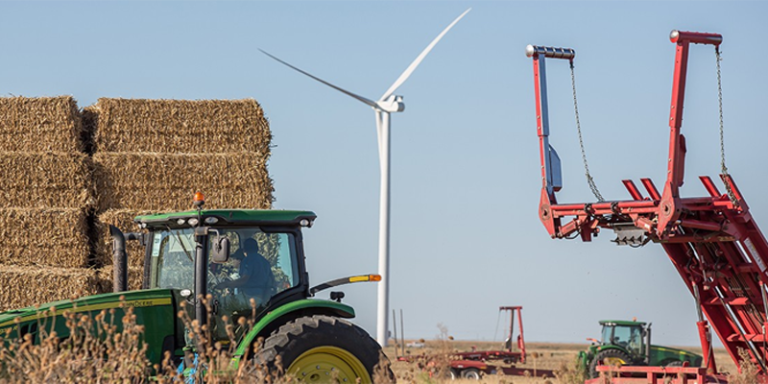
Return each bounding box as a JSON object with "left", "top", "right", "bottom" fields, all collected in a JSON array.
[
  {"left": 665, "top": 360, "right": 685, "bottom": 367},
  {"left": 460, "top": 368, "right": 482, "bottom": 380},
  {"left": 255, "top": 315, "right": 393, "bottom": 383},
  {"left": 588, "top": 349, "right": 633, "bottom": 378}
]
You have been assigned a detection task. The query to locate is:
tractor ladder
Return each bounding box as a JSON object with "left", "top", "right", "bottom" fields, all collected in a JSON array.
[{"left": 528, "top": 30, "right": 768, "bottom": 381}]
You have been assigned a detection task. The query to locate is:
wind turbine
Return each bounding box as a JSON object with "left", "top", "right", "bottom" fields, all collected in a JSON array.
[{"left": 261, "top": 8, "right": 470, "bottom": 346}]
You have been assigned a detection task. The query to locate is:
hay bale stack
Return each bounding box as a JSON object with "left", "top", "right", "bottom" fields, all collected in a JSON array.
[
  {"left": 0, "top": 153, "right": 93, "bottom": 209},
  {"left": 0, "top": 208, "right": 90, "bottom": 268},
  {"left": 0, "top": 96, "right": 85, "bottom": 153},
  {"left": 95, "top": 209, "right": 154, "bottom": 267},
  {"left": 0, "top": 97, "right": 94, "bottom": 301},
  {"left": 97, "top": 265, "right": 144, "bottom": 292},
  {"left": 0, "top": 266, "right": 100, "bottom": 311},
  {"left": 90, "top": 98, "right": 270, "bottom": 153},
  {"left": 94, "top": 152, "right": 272, "bottom": 212}
]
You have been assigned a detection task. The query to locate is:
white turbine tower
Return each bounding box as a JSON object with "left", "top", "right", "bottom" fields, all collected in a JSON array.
[{"left": 261, "top": 8, "right": 470, "bottom": 346}]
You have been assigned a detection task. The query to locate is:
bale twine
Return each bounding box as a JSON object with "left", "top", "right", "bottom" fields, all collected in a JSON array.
[
  {"left": 95, "top": 209, "right": 154, "bottom": 268},
  {"left": 97, "top": 265, "right": 144, "bottom": 293},
  {"left": 93, "top": 152, "right": 273, "bottom": 211},
  {"left": 91, "top": 98, "right": 270, "bottom": 153},
  {"left": 0, "top": 96, "right": 85, "bottom": 153},
  {"left": 0, "top": 152, "right": 94, "bottom": 209},
  {"left": 0, "top": 208, "right": 90, "bottom": 268},
  {"left": 0, "top": 265, "right": 99, "bottom": 311}
]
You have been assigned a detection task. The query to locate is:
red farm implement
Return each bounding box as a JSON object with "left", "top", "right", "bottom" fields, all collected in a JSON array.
[
  {"left": 528, "top": 30, "right": 768, "bottom": 383},
  {"left": 399, "top": 306, "right": 554, "bottom": 380}
]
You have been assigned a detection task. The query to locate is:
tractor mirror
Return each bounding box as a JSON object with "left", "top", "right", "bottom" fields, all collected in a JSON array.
[{"left": 211, "top": 237, "right": 230, "bottom": 263}]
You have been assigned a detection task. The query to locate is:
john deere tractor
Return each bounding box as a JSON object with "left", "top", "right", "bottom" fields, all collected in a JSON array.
[
  {"left": 580, "top": 320, "right": 702, "bottom": 378},
  {"left": 0, "top": 194, "right": 390, "bottom": 382}
]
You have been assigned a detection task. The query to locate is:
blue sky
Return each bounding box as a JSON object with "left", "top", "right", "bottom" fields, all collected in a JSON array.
[{"left": 3, "top": 1, "right": 768, "bottom": 347}]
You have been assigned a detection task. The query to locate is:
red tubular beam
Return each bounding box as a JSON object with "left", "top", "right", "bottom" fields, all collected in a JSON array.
[
  {"left": 622, "top": 180, "right": 645, "bottom": 200},
  {"left": 670, "top": 30, "right": 723, "bottom": 46},
  {"left": 678, "top": 218, "right": 722, "bottom": 232},
  {"left": 641, "top": 178, "right": 661, "bottom": 200},
  {"left": 700, "top": 176, "right": 721, "bottom": 198},
  {"left": 698, "top": 320, "right": 717, "bottom": 374},
  {"left": 553, "top": 200, "right": 657, "bottom": 212}
]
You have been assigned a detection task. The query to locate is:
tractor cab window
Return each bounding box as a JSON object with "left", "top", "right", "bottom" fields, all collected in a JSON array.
[
  {"left": 626, "top": 326, "right": 644, "bottom": 355},
  {"left": 602, "top": 324, "right": 643, "bottom": 355},
  {"left": 148, "top": 227, "right": 301, "bottom": 306},
  {"left": 208, "top": 229, "right": 300, "bottom": 312},
  {"left": 150, "top": 228, "right": 196, "bottom": 291}
]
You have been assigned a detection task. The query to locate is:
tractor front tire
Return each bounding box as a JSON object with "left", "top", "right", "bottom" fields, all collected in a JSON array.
[
  {"left": 588, "top": 349, "right": 633, "bottom": 379},
  {"left": 255, "top": 315, "right": 393, "bottom": 383}
]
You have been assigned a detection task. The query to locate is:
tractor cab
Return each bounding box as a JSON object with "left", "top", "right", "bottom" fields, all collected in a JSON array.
[
  {"left": 137, "top": 208, "right": 314, "bottom": 340},
  {"left": 599, "top": 320, "right": 648, "bottom": 360}
]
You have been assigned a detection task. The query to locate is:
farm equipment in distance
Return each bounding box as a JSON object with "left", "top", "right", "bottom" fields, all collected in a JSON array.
[
  {"left": 401, "top": 306, "right": 554, "bottom": 380},
  {"left": 528, "top": 29, "right": 768, "bottom": 383},
  {"left": 0, "top": 193, "right": 389, "bottom": 382},
  {"left": 580, "top": 319, "right": 702, "bottom": 378}
]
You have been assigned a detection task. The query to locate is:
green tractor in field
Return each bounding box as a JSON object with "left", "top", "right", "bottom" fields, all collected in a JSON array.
[
  {"left": 579, "top": 320, "right": 702, "bottom": 378},
  {"left": 0, "top": 195, "right": 390, "bottom": 382}
]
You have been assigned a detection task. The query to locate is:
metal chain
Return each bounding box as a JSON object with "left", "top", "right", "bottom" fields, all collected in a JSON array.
[
  {"left": 716, "top": 48, "right": 738, "bottom": 206},
  {"left": 570, "top": 62, "right": 604, "bottom": 202}
]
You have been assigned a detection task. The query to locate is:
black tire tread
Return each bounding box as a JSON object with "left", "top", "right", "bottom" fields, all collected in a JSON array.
[
  {"left": 588, "top": 348, "right": 634, "bottom": 379},
  {"left": 255, "top": 315, "right": 394, "bottom": 382}
]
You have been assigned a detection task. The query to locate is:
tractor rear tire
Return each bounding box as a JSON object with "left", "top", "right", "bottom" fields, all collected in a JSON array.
[
  {"left": 588, "top": 349, "right": 633, "bottom": 379},
  {"left": 460, "top": 368, "right": 482, "bottom": 380},
  {"left": 255, "top": 315, "right": 393, "bottom": 383}
]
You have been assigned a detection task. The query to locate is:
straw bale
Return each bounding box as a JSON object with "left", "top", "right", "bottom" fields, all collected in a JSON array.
[
  {"left": 0, "top": 265, "right": 99, "bottom": 311},
  {"left": 0, "top": 152, "right": 94, "bottom": 209},
  {"left": 91, "top": 98, "right": 270, "bottom": 153},
  {"left": 0, "top": 96, "right": 85, "bottom": 153},
  {"left": 0, "top": 208, "right": 90, "bottom": 268},
  {"left": 97, "top": 265, "right": 144, "bottom": 293},
  {"left": 94, "top": 152, "right": 273, "bottom": 212},
  {"left": 95, "top": 209, "right": 154, "bottom": 268}
]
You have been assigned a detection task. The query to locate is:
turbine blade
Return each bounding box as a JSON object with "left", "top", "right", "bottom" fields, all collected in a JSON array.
[
  {"left": 380, "top": 8, "right": 470, "bottom": 101},
  {"left": 260, "top": 49, "right": 378, "bottom": 108}
]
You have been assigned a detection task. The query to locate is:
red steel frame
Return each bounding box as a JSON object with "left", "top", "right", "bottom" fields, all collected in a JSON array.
[
  {"left": 452, "top": 306, "right": 526, "bottom": 363},
  {"left": 529, "top": 31, "right": 768, "bottom": 382},
  {"left": 397, "top": 306, "right": 549, "bottom": 378}
]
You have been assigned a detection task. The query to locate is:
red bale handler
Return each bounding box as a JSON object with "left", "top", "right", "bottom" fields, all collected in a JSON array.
[{"left": 528, "top": 30, "right": 768, "bottom": 383}]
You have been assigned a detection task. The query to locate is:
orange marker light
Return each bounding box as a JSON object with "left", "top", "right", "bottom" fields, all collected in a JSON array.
[
  {"left": 193, "top": 192, "right": 205, "bottom": 204},
  {"left": 348, "top": 274, "right": 382, "bottom": 283}
]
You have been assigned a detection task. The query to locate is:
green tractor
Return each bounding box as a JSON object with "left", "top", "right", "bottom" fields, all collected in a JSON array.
[
  {"left": 0, "top": 196, "right": 390, "bottom": 382},
  {"left": 579, "top": 320, "right": 702, "bottom": 378}
]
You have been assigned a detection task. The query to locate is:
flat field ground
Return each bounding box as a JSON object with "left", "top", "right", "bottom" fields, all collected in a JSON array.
[{"left": 383, "top": 340, "right": 738, "bottom": 384}]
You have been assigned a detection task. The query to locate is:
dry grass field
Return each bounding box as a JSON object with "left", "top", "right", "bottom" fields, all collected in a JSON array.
[{"left": 383, "top": 339, "right": 739, "bottom": 384}]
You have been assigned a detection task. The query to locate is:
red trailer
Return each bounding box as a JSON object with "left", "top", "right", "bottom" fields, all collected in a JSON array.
[
  {"left": 399, "top": 306, "right": 555, "bottom": 380},
  {"left": 527, "top": 30, "right": 768, "bottom": 383}
]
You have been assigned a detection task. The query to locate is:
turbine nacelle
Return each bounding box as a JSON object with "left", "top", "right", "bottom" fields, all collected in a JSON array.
[{"left": 377, "top": 95, "right": 405, "bottom": 113}]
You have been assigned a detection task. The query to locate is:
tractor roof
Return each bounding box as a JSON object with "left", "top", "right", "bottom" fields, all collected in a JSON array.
[
  {"left": 600, "top": 320, "right": 647, "bottom": 327},
  {"left": 134, "top": 209, "right": 317, "bottom": 229}
]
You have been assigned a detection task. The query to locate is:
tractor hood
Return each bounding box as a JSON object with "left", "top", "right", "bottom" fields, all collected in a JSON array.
[
  {"left": 650, "top": 344, "right": 703, "bottom": 366},
  {"left": 0, "top": 288, "right": 175, "bottom": 329}
]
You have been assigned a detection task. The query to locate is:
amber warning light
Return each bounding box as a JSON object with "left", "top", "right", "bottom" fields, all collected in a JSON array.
[{"left": 193, "top": 192, "right": 205, "bottom": 207}]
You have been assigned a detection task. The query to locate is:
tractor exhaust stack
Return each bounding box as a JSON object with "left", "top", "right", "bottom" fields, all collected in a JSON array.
[{"left": 109, "top": 225, "right": 128, "bottom": 292}]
